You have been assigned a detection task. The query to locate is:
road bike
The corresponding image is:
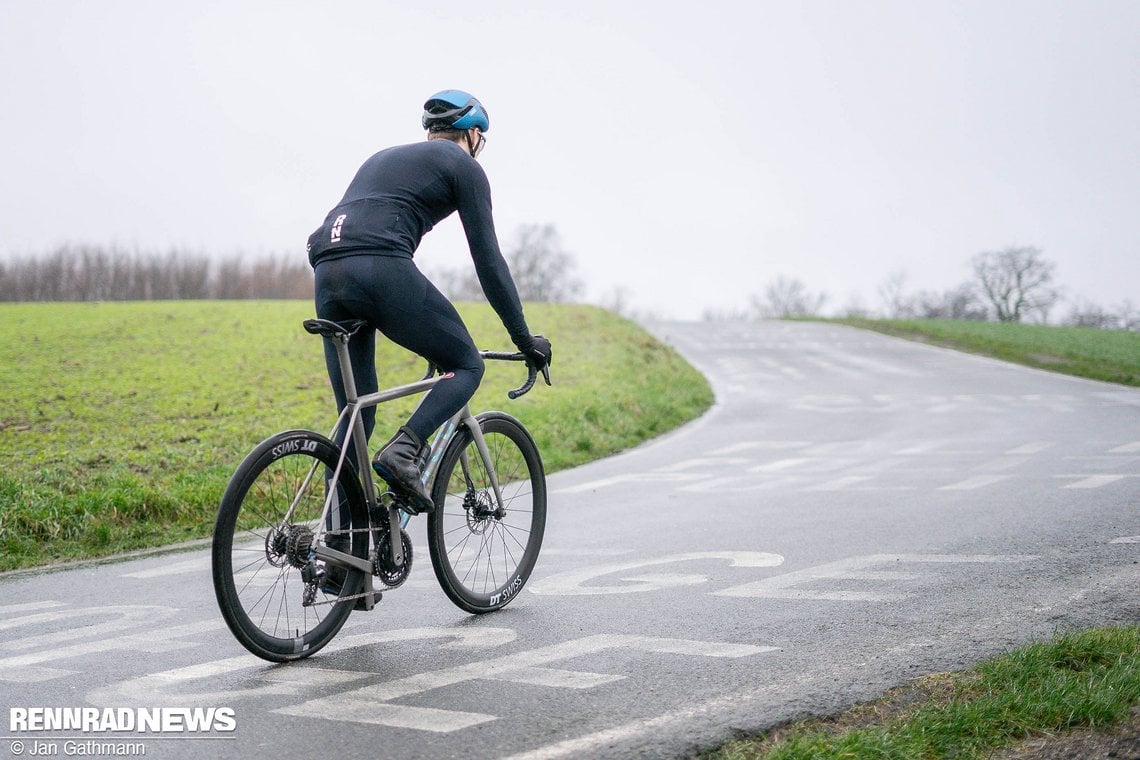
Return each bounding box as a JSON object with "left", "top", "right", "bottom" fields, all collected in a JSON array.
[{"left": 211, "top": 318, "right": 548, "bottom": 662}]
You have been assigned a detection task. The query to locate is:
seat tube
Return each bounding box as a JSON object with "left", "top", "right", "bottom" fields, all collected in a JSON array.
[
  {"left": 333, "top": 333, "right": 374, "bottom": 494},
  {"left": 333, "top": 334, "right": 359, "bottom": 403}
]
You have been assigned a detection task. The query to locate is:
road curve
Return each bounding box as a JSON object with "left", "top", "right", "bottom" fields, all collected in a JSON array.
[{"left": 1, "top": 320, "right": 1136, "bottom": 759}]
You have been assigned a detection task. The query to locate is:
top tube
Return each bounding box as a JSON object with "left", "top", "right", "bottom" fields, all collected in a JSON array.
[{"left": 304, "top": 318, "right": 546, "bottom": 400}]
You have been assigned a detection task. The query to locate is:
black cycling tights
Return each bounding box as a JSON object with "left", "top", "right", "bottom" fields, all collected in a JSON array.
[{"left": 314, "top": 254, "right": 485, "bottom": 458}]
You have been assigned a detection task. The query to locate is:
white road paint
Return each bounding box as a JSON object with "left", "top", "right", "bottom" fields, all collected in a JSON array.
[
  {"left": 1006, "top": 442, "right": 1054, "bottom": 455},
  {"left": 0, "top": 601, "right": 70, "bottom": 633},
  {"left": 0, "top": 608, "right": 220, "bottom": 682},
  {"left": 528, "top": 552, "right": 1039, "bottom": 603},
  {"left": 88, "top": 627, "right": 521, "bottom": 708},
  {"left": 748, "top": 457, "right": 814, "bottom": 473},
  {"left": 714, "top": 554, "right": 1038, "bottom": 602},
  {"left": 273, "top": 633, "right": 776, "bottom": 732},
  {"left": 500, "top": 680, "right": 802, "bottom": 760},
  {"left": 90, "top": 625, "right": 776, "bottom": 735},
  {"left": 122, "top": 555, "right": 210, "bottom": 578},
  {"left": 553, "top": 471, "right": 708, "bottom": 494},
  {"left": 677, "top": 475, "right": 804, "bottom": 493},
  {"left": 939, "top": 475, "right": 1011, "bottom": 491},
  {"left": 1061, "top": 474, "right": 1130, "bottom": 489},
  {"left": 528, "top": 552, "right": 785, "bottom": 596},
  {"left": 707, "top": 441, "right": 811, "bottom": 455},
  {"left": 551, "top": 437, "right": 1138, "bottom": 495}
]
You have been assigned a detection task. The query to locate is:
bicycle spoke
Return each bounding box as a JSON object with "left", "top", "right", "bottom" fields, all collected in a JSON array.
[{"left": 213, "top": 431, "right": 367, "bottom": 662}]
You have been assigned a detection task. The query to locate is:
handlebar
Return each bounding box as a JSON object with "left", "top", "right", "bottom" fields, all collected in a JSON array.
[
  {"left": 482, "top": 351, "right": 552, "bottom": 399},
  {"left": 421, "top": 351, "right": 551, "bottom": 399}
]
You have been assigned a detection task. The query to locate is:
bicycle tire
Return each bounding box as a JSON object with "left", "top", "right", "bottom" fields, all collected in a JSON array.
[
  {"left": 427, "top": 412, "right": 546, "bottom": 614},
  {"left": 212, "top": 429, "right": 368, "bottom": 662}
]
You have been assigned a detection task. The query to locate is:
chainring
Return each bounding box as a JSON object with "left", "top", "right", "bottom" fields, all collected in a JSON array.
[{"left": 372, "top": 524, "right": 413, "bottom": 589}]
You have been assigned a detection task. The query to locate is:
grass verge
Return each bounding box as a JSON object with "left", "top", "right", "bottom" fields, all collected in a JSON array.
[
  {"left": 704, "top": 626, "right": 1140, "bottom": 760},
  {"left": 0, "top": 300, "right": 712, "bottom": 571},
  {"left": 835, "top": 318, "right": 1140, "bottom": 387}
]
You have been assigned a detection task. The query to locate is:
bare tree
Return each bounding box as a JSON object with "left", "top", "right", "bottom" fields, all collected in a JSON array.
[
  {"left": 431, "top": 264, "right": 485, "bottom": 301},
  {"left": 839, "top": 292, "right": 872, "bottom": 319},
  {"left": 1066, "top": 298, "right": 1140, "bottom": 331},
  {"left": 972, "top": 246, "right": 1059, "bottom": 323},
  {"left": 915, "top": 284, "right": 987, "bottom": 320},
  {"left": 750, "top": 275, "right": 828, "bottom": 319},
  {"left": 877, "top": 271, "right": 914, "bottom": 318},
  {"left": 505, "top": 224, "right": 583, "bottom": 302},
  {"left": 433, "top": 223, "right": 583, "bottom": 303},
  {"left": 1116, "top": 300, "right": 1140, "bottom": 331},
  {"left": 1065, "top": 299, "right": 1117, "bottom": 329},
  {"left": 597, "top": 285, "right": 633, "bottom": 318}
]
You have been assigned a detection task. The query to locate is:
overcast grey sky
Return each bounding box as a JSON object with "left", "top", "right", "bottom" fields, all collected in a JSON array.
[{"left": 1, "top": 1, "right": 1137, "bottom": 319}]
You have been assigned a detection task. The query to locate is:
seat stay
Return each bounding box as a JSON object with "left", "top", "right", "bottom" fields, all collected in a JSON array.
[{"left": 319, "top": 403, "right": 364, "bottom": 537}]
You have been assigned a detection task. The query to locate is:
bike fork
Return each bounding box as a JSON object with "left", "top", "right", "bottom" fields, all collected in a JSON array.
[{"left": 460, "top": 410, "right": 505, "bottom": 510}]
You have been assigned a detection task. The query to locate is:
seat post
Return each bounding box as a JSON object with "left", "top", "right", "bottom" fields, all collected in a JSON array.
[{"left": 332, "top": 333, "right": 359, "bottom": 404}]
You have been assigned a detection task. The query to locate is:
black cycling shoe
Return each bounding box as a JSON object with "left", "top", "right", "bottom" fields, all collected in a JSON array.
[{"left": 373, "top": 426, "right": 435, "bottom": 514}]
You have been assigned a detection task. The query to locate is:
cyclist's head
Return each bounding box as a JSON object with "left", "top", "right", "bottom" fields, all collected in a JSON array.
[{"left": 423, "top": 89, "right": 488, "bottom": 158}]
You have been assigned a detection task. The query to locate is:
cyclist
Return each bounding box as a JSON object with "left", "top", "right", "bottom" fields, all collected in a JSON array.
[{"left": 307, "top": 89, "right": 551, "bottom": 517}]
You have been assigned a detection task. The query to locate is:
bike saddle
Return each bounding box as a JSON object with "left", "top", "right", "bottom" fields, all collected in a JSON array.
[{"left": 303, "top": 318, "right": 369, "bottom": 339}]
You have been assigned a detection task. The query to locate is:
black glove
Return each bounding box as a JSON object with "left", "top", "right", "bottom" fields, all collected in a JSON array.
[{"left": 522, "top": 334, "right": 552, "bottom": 375}]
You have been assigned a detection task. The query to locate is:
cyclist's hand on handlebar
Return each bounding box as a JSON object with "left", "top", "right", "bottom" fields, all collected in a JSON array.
[{"left": 520, "top": 335, "right": 552, "bottom": 384}]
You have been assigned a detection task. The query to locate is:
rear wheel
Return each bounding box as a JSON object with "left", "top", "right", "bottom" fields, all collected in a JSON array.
[
  {"left": 427, "top": 413, "right": 546, "bottom": 613},
  {"left": 212, "top": 430, "right": 368, "bottom": 662}
]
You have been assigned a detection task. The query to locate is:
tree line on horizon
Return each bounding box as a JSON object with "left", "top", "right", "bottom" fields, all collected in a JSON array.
[
  {"left": 2, "top": 239, "right": 1134, "bottom": 330},
  {"left": 0, "top": 224, "right": 586, "bottom": 307},
  {"left": 0, "top": 245, "right": 312, "bottom": 302},
  {"left": 733, "top": 246, "right": 1138, "bottom": 331}
]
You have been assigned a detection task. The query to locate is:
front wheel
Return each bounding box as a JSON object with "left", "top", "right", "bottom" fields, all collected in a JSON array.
[
  {"left": 427, "top": 412, "right": 546, "bottom": 613},
  {"left": 212, "top": 430, "right": 369, "bottom": 662}
]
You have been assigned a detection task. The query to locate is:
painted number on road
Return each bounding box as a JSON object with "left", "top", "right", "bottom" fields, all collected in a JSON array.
[
  {"left": 529, "top": 552, "right": 1037, "bottom": 602},
  {"left": 88, "top": 627, "right": 777, "bottom": 733}
]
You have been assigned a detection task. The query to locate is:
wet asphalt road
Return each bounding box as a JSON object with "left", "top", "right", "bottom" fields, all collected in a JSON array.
[{"left": 1, "top": 320, "right": 1137, "bottom": 759}]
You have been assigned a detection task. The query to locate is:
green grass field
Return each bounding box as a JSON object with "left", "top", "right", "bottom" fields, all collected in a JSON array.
[
  {"left": 837, "top": 317, "right": 1140, "bottom": 386},
  {"left": 705, "top": 626, "right": 1140, "bottom": 760},
  {"left": 0, "top": 301, "right": 713, "bottom": 570}
]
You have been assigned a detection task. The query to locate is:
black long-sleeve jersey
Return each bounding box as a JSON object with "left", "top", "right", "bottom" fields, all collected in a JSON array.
[{"left": 307, "top": 139, "right": 530, "bottom": 347}]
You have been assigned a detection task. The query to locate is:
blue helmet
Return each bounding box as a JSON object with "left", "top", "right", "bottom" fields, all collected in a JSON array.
[{"left": 422, "top": 90, "right": 489, "bottom": 132}]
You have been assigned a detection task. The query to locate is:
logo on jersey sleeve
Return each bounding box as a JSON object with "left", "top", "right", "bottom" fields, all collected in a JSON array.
[{"left": 331, "top": 214, "right": 347, "bottom": 243}]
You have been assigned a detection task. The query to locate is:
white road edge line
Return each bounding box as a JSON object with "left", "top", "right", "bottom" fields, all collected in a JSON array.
[{"left": 500, "top": 682, "right": 787, "bottom": 760}]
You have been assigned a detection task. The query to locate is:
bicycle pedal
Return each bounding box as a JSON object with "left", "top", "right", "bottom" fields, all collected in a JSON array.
[
  {"left": 397, "top": 489, "right": 435, "bottom": 515},
  {"left": 374, "top": 467, "right": 434, "bottom": 515}
]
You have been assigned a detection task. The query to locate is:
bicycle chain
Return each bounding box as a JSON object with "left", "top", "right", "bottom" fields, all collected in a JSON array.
[
  {"left": 298, "top": 524, "right": 410, "bottom": 606},
  {"left": 302, "top": 588, "right": 384, "bottom": 607}
]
